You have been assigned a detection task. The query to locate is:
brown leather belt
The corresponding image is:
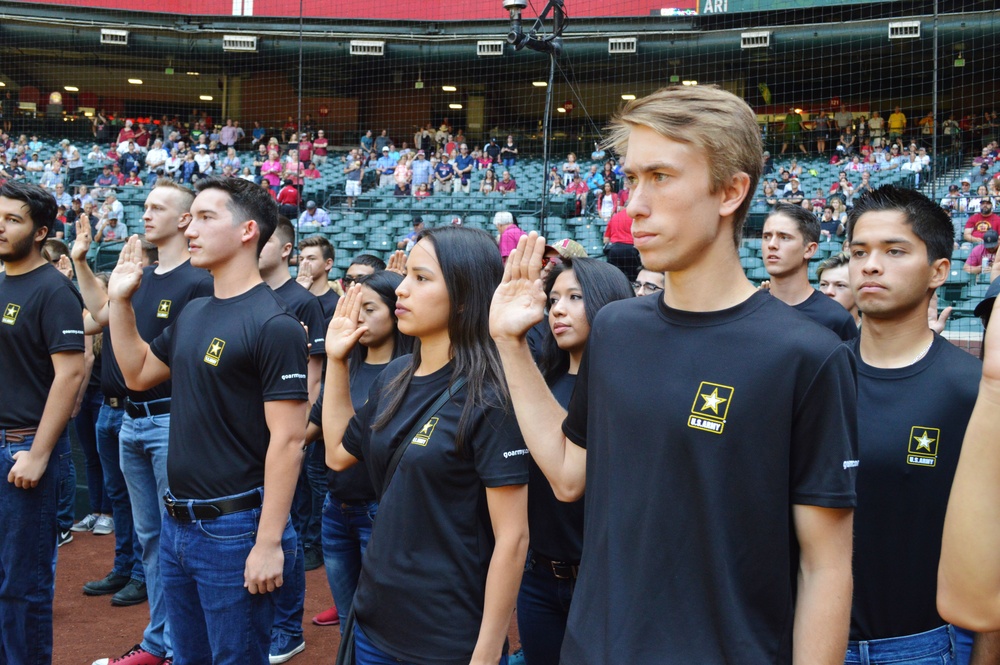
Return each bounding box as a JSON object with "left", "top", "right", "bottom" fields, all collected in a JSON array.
[{"left": 3, "top": 427, "right": 39, "bottom": 443}]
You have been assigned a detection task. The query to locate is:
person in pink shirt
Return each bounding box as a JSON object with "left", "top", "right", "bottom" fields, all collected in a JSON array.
[
  {"left": 312, "top": 130, "right": 329, "bottom": 165},
  {"left": 495, "top": 211, "right": 526, "bottom": 263},
  {"left": 262, "top": 150, "right": 282, "bottom": 192}
]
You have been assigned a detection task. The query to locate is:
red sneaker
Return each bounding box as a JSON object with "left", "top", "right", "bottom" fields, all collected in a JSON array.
[
  {"left": 91, "top": 644, "right": 169, "bottom": 665},
  {"left": 311, "top": 606, "right": 340, "bottom": 626}
]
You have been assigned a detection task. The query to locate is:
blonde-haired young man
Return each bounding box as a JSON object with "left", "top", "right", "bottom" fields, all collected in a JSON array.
[{"left": 491, "top": 85, "right": 857, "bottom": 664}]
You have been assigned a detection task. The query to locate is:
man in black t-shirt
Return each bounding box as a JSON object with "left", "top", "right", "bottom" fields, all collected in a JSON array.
[
  {"left": 491, "top": 86, "right": 856, "bottom": 664},
  {"left": 258, "top": 215, "right": 326, "bottom": 660},
  {"left": 0, "top": 181, "right": 85, "bottom": 665},
  {"left": 845, "top": 185, "right": 985, "bottom": 662},
  {"left": 295, "top": 234, "right": 339, "bottom": 323},
  {"left": 108, "top": 176, "right": 308, "bottom": 665},
  {"left": 763, "top": 202, "right": 859, "bottom": 341},
  {"left": 74, "top": 179, "right": 213, "bottom": 665}
]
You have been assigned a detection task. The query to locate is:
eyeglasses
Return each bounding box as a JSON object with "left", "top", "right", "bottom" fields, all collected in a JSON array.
[
  {"left": 632, "top": 281, "right": 664, "bottom": 294},
  {"left": 342, "top": 275, "right": 361, "bottom": 286}
]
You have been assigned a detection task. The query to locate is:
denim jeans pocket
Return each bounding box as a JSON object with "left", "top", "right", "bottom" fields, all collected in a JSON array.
[
  {"left": 1, "top": 441, "right": 31, "bottom": 465},
  {"left": 366, "top": 502, "right": 378, "bottom": 524},
  {"left": 197, "top": 509, "right": 260, "bottom": 541}
]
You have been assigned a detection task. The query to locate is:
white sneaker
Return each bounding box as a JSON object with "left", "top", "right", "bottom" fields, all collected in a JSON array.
[
  {"left": 71, "top": 513, "right": 99, "bottom": 532},
  {"left": 93, "top": 515, "right": 114, "bottom": 535}
]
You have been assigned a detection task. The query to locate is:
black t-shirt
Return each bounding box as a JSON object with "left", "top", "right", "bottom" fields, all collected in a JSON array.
[
  {"left": 0, "top": 264, "right": 85, "bottom": 429},
  {"left": 308, "top": 361, "right": 386, "bottom": 503},
  {"left": 273, "top": 278, "right": 326, "bottom": 357},
  {"left": 316, "top": 289, "right": 340, "bottom": 325},
  {"left": 342, "top": 357, "right": 530, "bottom": 665},
  {"left": 149, "top": 283, "right": 309, "bottom": 499},
  {"left": 528, "top": 371, "right": 584, "bottom": 563},
  {"left": 87, "top": 343, "right": 103, "bottom": 393},
  {"left": 849, "top": 336, "right": 981, "bottom": 641},
  {"left": 561, "top": 291, "right": 858, "bottom": 665},
  {"left": 103, "top": 261, "right": 213, "bottom": 399},
  {"left": 794, "top": 290, "right": 859, "bottom": 342}
]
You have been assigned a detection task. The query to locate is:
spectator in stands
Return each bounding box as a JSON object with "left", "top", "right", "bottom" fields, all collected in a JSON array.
[
  {"left": 220, "top": 147, "right": 241, "bottom": 173},
  {"left": 762, "top": 203, "right": 857, "bottom": 340},
  {"left": 397, "top": 217, "right": 425, "bottom": 252},
  {"left": 761, "top": 183, "right": 778, "bottom": 210},
  {"left": 298, "top": 133, "right": 313, "bottom": 165},
  {"left": 780, "top": 177, "right": 805, "bottom": 205},
  {"left": 964, "top": 199, "right": 1000, "bottom": 245},
  {"left": 501, "top": 135, "right": 518, "bottom": 167},
  {"left": 562, "top": 174, "right": 587, "bottom": 214},
  {"left": 498, "top": 170, "right": 517, "bottom": 196},
  {"left": 632, "top": 265, "right": 665, "bottom": 296},
  {"left": 479, "top": 168, "right": 497, "bottom": 195},
  {"left": 939, "top": 184, "right": 962, "bottom": 212},
  {"left": 393, "top": 154, "right": 412, "bottom": 197},
  {"left": 117, "top": 120, "right": 135, "bottom": 146},
  {"left": 283, "top": 148, "right": 303, "bottom": 186},
  {"left": 94, "top": 214, "right": 128, "bottom": 243},
  {"left": 453, "top": 144, "right": 475, "bottom": 193},
  {"left": 306, "top": 129, "right": 327, "bottom": 166},
  {"left": 299, "top": 200, "right": 331, "bottom": 227},
  {"left": 561, "top": 152, "right": 580, "bottom": 185},
  {"left": 781, "top": 107, "right": 808, "bottom": 156},
  {"left": 261, "top": 150, "right": 283, "bottom": 192},
  {"left": 433, "top": 154, "right": 455, "bottom": 193},
  {"left": 888, "top": 106, "right": 907, "bottom": 144},
  {"left": 482, "top": 137, "right": 499, "bottom": 164},
  {"left": 359, "top": 129, "right": 373, "bottom": 154},
  {"left": 548, "top": 167, "right": 564, "bottom": 195},
  {"left": 475, "top": 149, "right": 493, "bottom": 171},
  {"left": 602, "top": 207, "right": 641, "bottom": 282},
  {"left": 374, "top": 130, "right": 391, "bottom": 153},
  {"left": 596, "top": 182, "right": 622, "bottom": 222},
  {"left": 125, "top": 170, "right": 142, "bottom": 187},
  {"left": 164, "top": 148, "right": 182, "bottom": 180},
  {"left": 375, "top": 146, "right": 397, "bottom": 189},
  {"left": 26, "top": 152, "right": 43, "bottom": 172},
  {"left": 145, "top": 139, "right": 168, "bottom": 174},
  {"left": 819, "top": 205, "right": 844, "bottom": 240},
  {"left": 918, "top": 111, "right": 935, "bottom": 147},
  {"left": 413, "top": 182, "right": 431, "bottom": 199},
  {"left": 406, "top": 150, "right": 430, "bottom": 189},
  {"left": 300, "top": 161, "right": 319, "bottom": 180},
  {"left": 495, "top": 211, "right": 525, "bottom": 263},
  {"left": 281, "top": 116, "right": 297, "bottom": 143},
  {"left": 219, "top": 118, "right": 239, "bottom": 148},
  {"left": 39, "top": 163, "right": 64, "bottom": 191},
  {"left": 276, "top": 179, "right": 300, "bottom": 218},
  {"left": 50, "top": 182, "right": 71, "bottom": 209},
  {"left": 964, "top": 230, "right": 999, "bottom": 276},
  {"left": 958, "top": 177, "right": 974, "bottom": 206},
  {"left": 193, "top": 145, "right": 212, "bottom": 175},
  {"left": 344, "top": 152, "right": 363, "bottom": 208}
]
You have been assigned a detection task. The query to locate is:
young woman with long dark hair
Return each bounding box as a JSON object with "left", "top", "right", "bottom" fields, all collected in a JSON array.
[
  {"left": 305, "top": 270, "right": 413, "bottom": 630},
  {"left": 323, "top": 226, "right": 530, "bottom": 665},
  {"left": 514, "top": 257, "right": 634, "bottom": 665}
]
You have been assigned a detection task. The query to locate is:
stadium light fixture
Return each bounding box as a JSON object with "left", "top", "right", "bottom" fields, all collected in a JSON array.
[
  {"left": 187, "top": 71, "right": 200, "bottom": 76},
  {"left": 621, "top": 94, "right": 636, "bottom": 100},
  {"left": 442, "top": 86, "right": 457, "bottom": 92},
  {"left": 449, "top": 103, "right": 463, "bottom": 109},
  {"left": 0, "top": 82, "right": 5, "bottom": 87},
  {"left": 64, "top": 86, "right": 79, "bottom": 92},
  {"left": 200, "top": 95, "right": 214, "bottom": 101},
  {"left": 682, "top": 80, "right": 698, "bottom": 86},
  {"left": 128, "top": 79, "right": 143, "bottom": 85},
  {"left": 532, "top": 81, "right": 548, "bottom": 87},
  {"left": 556, "top": 107, "right": 566, "bottom": 113}
]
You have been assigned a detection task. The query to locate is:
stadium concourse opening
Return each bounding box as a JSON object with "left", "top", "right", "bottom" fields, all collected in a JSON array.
[{"left": 1, "top": 0, "right": 996, "bottom": 357}]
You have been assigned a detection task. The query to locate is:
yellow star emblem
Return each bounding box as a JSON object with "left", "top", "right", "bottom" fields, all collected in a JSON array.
[
  {"left": 913, "top": 431, "right": 935, "bottom": 452},
  {"left": 210, "top": 341, "right": 222, "bottom": 356},
  {"left": 700, "top": 388, "right": 728, "bottom": 414},
  {"left": 419, "top": 421, "right": 434, "bottom": 435},
  {"left": 159, "top": 301, "right": 169, "bottom": 312},
  {"left": 5, "top": 305, "right": 15, "bottom": 318}
]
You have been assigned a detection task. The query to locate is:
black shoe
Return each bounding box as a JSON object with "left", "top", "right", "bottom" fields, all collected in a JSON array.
[
  {"left": 83, "top": 572, "right": 131, "bottom": 596},
  {"left": 303, "top": 547, "right": 324, "bottom": 572},
  {"left": 111, "top": 580, "right": 148, "bottom": 607}
]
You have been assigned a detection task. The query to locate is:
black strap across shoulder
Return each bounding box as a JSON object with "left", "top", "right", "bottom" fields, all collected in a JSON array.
[{"left": 380, "top": 375, "right": 468, "bottom": 499}]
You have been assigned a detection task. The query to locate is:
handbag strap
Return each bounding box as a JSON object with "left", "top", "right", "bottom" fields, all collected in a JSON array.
[{"left": 380, "top": 376, "right": 468, "bottom": 499}]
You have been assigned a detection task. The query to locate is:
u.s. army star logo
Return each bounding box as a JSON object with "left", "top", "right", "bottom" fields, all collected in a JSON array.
[
  {"left": 156, "top": 299, "right": 172, "bottom": 319},
  {"left": 688, "top": 381, "right": 734, "bottom": 435},
  {"left": 203, "top": 338, "right": 226, "bottom": 366},
  {"left": 2, "top": 303, "right": 20, "bottom": 325},
  {"left": 906, "top": 426, "right": 940, "bottom": 468},
  {"left": 411, "top": 416, "right": 439, "bottom": 446}
]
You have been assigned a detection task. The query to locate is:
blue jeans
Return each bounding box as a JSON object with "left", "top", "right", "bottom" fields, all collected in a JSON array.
[
  {"left": 160, "top": 488, "right": 296, "bottom": 665},
  {"left": 270, "top": 528, "right": 305, "bottom": 641},
  {"left": 321, "top": 495, "right": 377, "bottom": 629},
  {"left": 97, "top": 404, "right": 143, "bottom": 582},
  {"left": 56, "top": 431, "right": 76, "bottom": 532},
  {"left": 845, "top": 625, "right": 972, "bottom": 665},
  {"left": 355, "top": 623, "right": 509, "bottom": 665},
  {"left": 119, "top": 407, "right": 172, "bottom": 658},
  {"left": 0, "top": 430, "right": 62, "bottom": 665},
  {"left": 516, "top": 553, "right": 576, "bottom": 665},
  {"left": 73, "top": 388, "right": 110, "bottom": 515},
  {"left": 300, "top": 441, "right": 326, "bottom": 551},
  {"left": 503, "top": 158, "right": 516, "bottom": 168}
]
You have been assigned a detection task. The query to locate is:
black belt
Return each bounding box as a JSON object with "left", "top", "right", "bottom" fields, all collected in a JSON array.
[
  {"left": 534, "top": 552, "right": 580, "bottom": 580},
  {"left": 104, "top": 396, "right": 125, "bottom": 409},
  {"left": 126, "top": 399, "right": 170, "bottom": 419},
  {"left": 163, "top": 491, "right": 262, "bottom": 522}
]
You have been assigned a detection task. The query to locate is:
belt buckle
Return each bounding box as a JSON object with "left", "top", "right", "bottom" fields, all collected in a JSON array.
[
  {"left": 550, "top": 561, "right": 578, "bottom": 580},
  {"left": 108, "top": 397, "right": 121, "bottom": 408},
  {"left": 163, "top": 495, "right": 191, "bottom": 521}
]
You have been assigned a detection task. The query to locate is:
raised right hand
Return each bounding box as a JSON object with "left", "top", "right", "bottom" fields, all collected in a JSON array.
[
  {"left": 107, "top": 235, "right": 145, "bottom": 302},
  {"left": 490, "top": 232, "right": 548, "bottom": 344},
  {"left": 71, "top": 216, "right": 92, "bottom": 261},
  {"left": 325, "top": 284, "right": 368, "bottom": 362}
]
